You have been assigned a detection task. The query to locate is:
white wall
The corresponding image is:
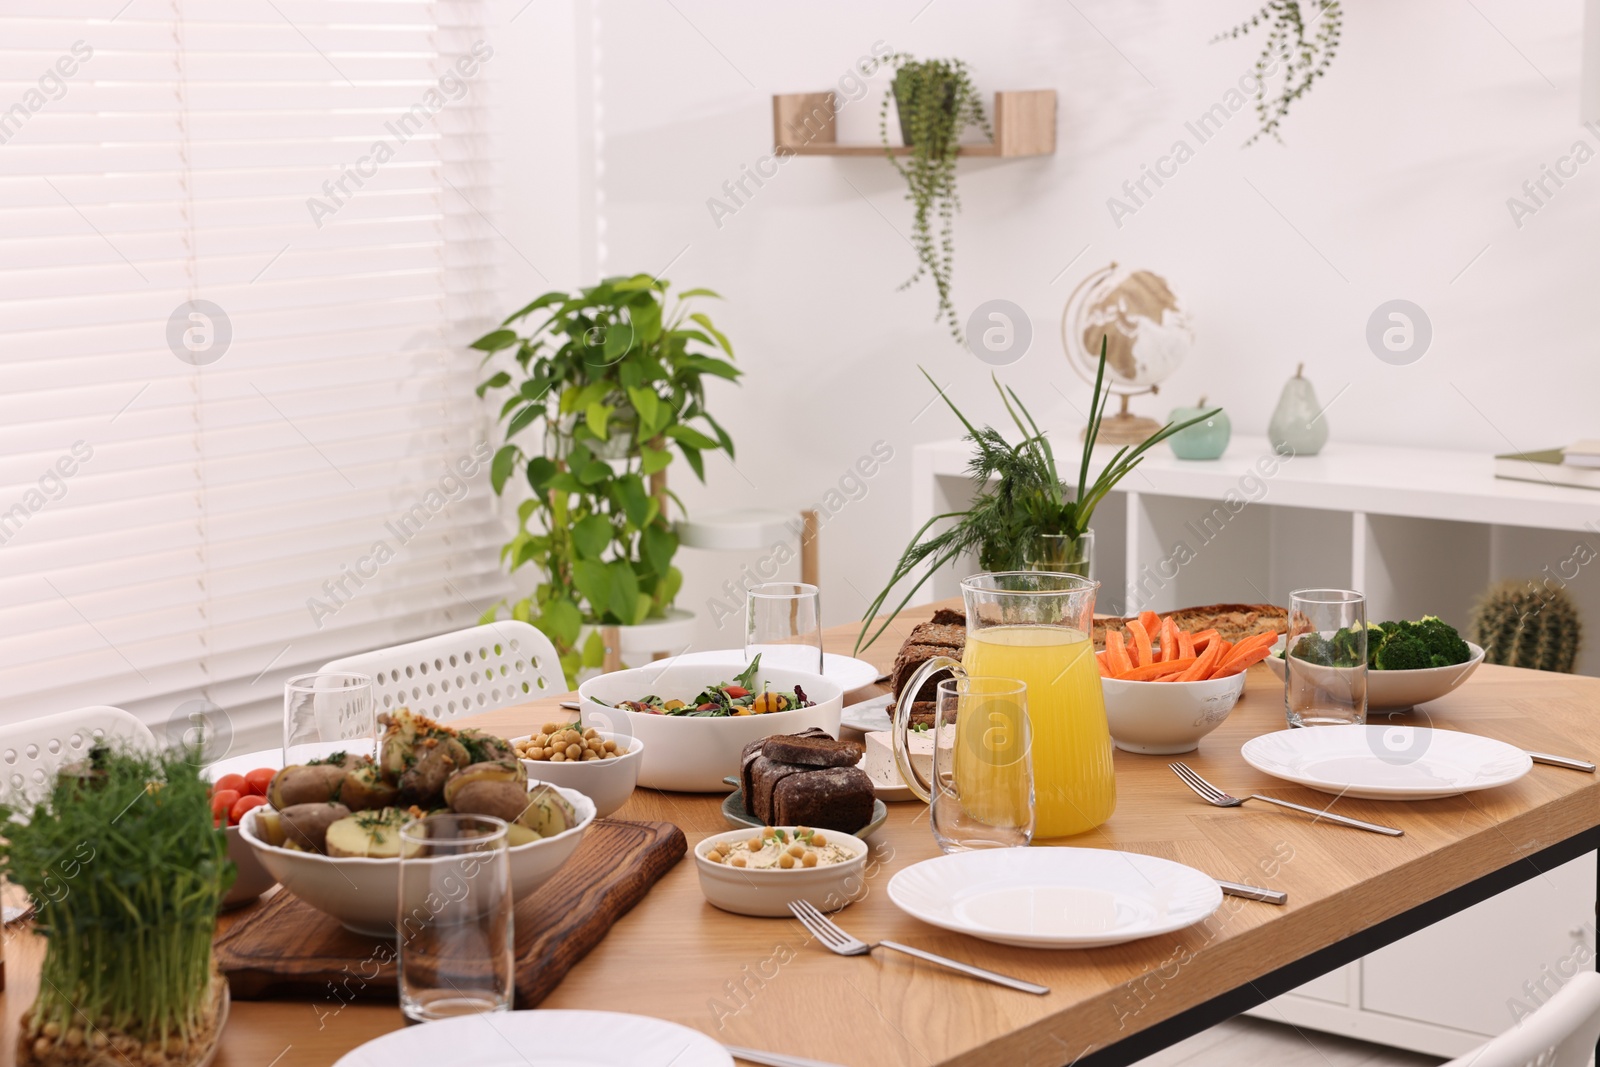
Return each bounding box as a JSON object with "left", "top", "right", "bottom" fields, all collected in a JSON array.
[{"left": 552, "top": 0, "right": 1600, "bottom": 654}]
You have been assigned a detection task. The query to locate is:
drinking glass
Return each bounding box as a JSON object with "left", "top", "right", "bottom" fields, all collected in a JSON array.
[
  {"left": 1025, "top": 528, "right": 1094, "bottom": 580},
  {"left": 929, "top": 677, "right": 1035, "bottom": 853},
  {"left": 1285, "top": 589, "right": 1368, "bottom": 727},
  {"left": 283, "top": 672, "right": 374, "bottom": 767},
  {"left": 397, "top": 813, "right": 515, "bottom": 1023},
  {"left": 744, "top": 582, "right": 823, "bottom": 672}
]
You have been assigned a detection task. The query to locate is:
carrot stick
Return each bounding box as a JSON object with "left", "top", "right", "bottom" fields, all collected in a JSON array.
[
  {"left": 1126, "top": 620, "right": 1153, "bottom": 668},
  {"left": 1210, "top": 645, "right": 1275, "bottom": 678},
  {"left": 1105, "top": 630, "right": 1133, "bottom": 677},
  {"left": 1178, "top": 630, "right": 1196, "bottom": 660},
  {"left": 1177, "top": 640, "right": 1221, "bottom": 681},
  {"left": 1189, "top": 629, "right": 1221, "bottom": 653},
  {"left": 1213, "top": 633, "right": 1279, "bottom": 676},
  {"left": 1122, "top": 657, "right": 1198, "bottom": 681},
  {"left": 1095, "top": 650, "right": 1112, "bottom": 678},
  {"left": 1138, "top": 611, "right": 1161, "bottom": 638},
  {"left": 1159, "top": 617, "right": 1180, "bottom": 663}
]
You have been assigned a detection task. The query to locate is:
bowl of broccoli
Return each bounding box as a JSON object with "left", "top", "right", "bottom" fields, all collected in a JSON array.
[{"left": 1266, "top": 616, "right": 1485, "bottom": 712}]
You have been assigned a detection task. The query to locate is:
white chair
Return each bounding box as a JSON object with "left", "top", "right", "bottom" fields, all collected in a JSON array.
[
  {"left": 320, "top": 621, "right": 566, "bottom": 721},
  {"left": 0, "top": 706, "right": 155, "bottom": 798},
  {"left": 1442, "top": 971, "right": 1600, "bottom": 1067}
]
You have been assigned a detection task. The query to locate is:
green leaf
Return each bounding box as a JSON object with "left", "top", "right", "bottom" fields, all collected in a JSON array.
[
  {"left": 545, "top": 470, "right": 583, "bottom": 494},
  {"left": 679, "top": 444, "right": 705, "bottom": 481},
  {"left": 665, "top": 424, "right": 719, "bottom": 450},
  {"left": 688, "top": 312, "right": 733, "bottom": 356},
  {"left": 611, "top": 274, "right": 657, "bottom": 292},
  {"left": 490, "top": 445, "right": 518, "bottom": 495},
  {"left": 502, "top": 290, "right": 565, "bottom": 324},
  {"left": 470, "top": 328, "right": 519, "bottom": 352},
  {"left": 626, "top": 387, "right": 663, "bottom": 434},
  {"left": 580, "top": 629, "right": 607, "bottom": 667},
  {"left": 476, "top": 371, "right": 511, "bottom": 397},
  {"left": 573, "top": 560, "right": 642, "bottom": 623},
  {"left": 506, "top": 404, "right": 541, "bottom": 439},
  {"left": 681, "top": 355, "right": 740, "bottom": 381},
  {"left": 575, "top": 457, "right": 613, "bottom": 486},
  {"left": 640, "top": 446, "right": 672, "bottom": 475},
  {"left": 703, "top": 413, "right": 735, "bottom": 458},
  {"left": 629, "top": 297, "right": 663, "bottom": 344},
  {"left": 571, "top": 514, "right": 613, "bottom": 560},
  {"left": 525, "top": 455, "right": 559, "bottom": 492},
  {"left": 660, "top": 565, "right": 683, "bottom": 607},
  {"left": 602, "top": 322, "right": 635, "bottom": 363},
  {"left": 616, "top": 475, "right": 650, "bottom": 528},
  {"left": 585, "top": 400, "right": 612, "bottom": 438},
  {"left": 539, "top": 597, "right": 582, "bottom": 646},
  {"left": 641, "top": 525, "right": 677, "bottom": 576},
  {"left": 677, "top": 287, "right": 721, "bottom": 300}
]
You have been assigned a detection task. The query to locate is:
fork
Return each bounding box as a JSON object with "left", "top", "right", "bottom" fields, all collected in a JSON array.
[
  {"left": 787, "top": 900, "right": 1049, "bottom": 995},
  {"left": 1169, "top": 762, "right": 1404, "bottom": 837}
]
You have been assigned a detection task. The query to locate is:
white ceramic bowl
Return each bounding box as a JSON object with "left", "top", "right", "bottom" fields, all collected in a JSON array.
[
  {"left": 577, "top": 661, "right": 842, "bottom": 792},
  {"left": 1101, "top": 672, "right": 1247, "bottom": 755},
  {"left": 509, "top": 730, "right": 643, "bottom": 818},
  {"left": 239, "top": 781, "right": 596, "bottom": 936},
  {"left": 693, "top": 827, "right": 870, "bottom": 917},
  {"left": 223, "top": 823, "right": 278, "bottom": 908},
  {"left": 1266, "top": 638, "right": 1486, "bottom": 712}
]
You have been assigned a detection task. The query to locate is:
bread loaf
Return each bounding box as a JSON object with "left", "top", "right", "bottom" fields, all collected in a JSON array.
[
  {"left": 762, "top": 728, "right": 863, "bottom": 768},
  {"left": 772, "top": 766, "right": 875, "bottom": 833}
]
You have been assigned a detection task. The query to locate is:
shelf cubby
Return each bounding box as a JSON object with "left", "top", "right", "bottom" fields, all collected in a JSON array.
[{"left": 772, "top": 89, "right": 1056, "bottom": 158}]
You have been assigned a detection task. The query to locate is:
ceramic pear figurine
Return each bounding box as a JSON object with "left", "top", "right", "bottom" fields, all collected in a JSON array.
[
  {"left": 1268, "top": 363, "right": 1328, "bottom": 456},
  {"left": 1167, "top": 396, "right": 1231, "bottom": 460}
]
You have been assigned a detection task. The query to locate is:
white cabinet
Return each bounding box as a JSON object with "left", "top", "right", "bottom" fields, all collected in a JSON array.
[{"left": 1246, "top": 853, "right": 1596, "bottom": 1057}]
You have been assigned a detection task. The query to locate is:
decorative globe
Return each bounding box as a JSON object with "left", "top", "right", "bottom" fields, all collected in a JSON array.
[{"left": 1063, "top": 263, "right": 1194, "bottom": 392}]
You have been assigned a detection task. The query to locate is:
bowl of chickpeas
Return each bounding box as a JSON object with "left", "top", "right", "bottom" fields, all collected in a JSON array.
[
  {"left": 694, "top": 825, "right": 870, "bottom": 917},
  {"left": 510, "top": 726, "right": 643, "bottom": 818}
]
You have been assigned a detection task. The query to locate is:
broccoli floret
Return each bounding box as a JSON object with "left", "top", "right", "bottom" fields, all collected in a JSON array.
[
  {"left": 1329, "top": 625, "right": 1367, "bottom": 667},
  {"left": 1290, "top": 633, "right": 1335, "bottom": 666},
  {"left": 1416, "top": 615, "right": 1471, "bottom": 667},
  {"left": 1374, "top": 633, "right": 1431, "bottom": 671}
]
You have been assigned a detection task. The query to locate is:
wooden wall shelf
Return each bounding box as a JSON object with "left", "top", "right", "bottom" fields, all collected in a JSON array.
[{"left": 772, "top": 89, "right": 1055, "bottom": 159}]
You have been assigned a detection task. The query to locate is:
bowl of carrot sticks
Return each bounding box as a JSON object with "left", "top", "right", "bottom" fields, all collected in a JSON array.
[{"left": 1096, "top": 612, "right": 1279, "bottom": 754}]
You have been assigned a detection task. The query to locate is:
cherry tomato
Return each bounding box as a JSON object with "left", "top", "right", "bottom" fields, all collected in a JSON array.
[
  {"left": 229, "top": 794, "right": 268, "bottom": 826},
  {"left": 244, "top": 768, "right": 276, "bottom": 797},
  {"left": 210, "top": 789, "right": 241, "bottom": 826},
  {"left": 212, "top": 773, "right": 248, "bottom": 796},
  {"left": 698, "top": 702, "right": 719, "bottom": 711},
  {"left": 723, "top": 686, "right": 749, "bottom": 698}
]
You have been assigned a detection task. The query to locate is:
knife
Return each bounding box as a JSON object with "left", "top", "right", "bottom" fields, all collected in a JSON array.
[
  {"left": 1527, "top": 751, "right": 1596, "bottom": 773},
  {"left": 1216, "top": 879, "right": 1288, "bottom": 905},
  {"left": 723, "top": 1045, "right": 847, "bottom": 1067}
]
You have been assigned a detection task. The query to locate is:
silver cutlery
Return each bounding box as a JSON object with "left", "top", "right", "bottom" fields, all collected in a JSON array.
[
  {"left": 1216, "top": 880, "right": 1288, "bottom": 905},
  {"left": 1527, "top": 751, "right": 1596, "bottom": 773},
  {"left": 558, "top": 700, "right": 581, "bottom": 711},
  {"left": 1169, "top": 762, "right": 1404, "bottom": 837},
  {"left": 723, "top": 1046, "right": 847, "bottom": 1067},
  {"left": 787, "top": 900, "right": 1049, "bottom": 995}
]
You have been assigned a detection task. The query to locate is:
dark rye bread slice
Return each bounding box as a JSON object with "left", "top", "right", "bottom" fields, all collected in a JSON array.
[
  {"left": 772, "top": 765, "right": 875, "bottom": 833},
  {"left": 739, "top": 737, "right": 767, "bottom": 806},
  {"left": 928, "top": 607, "right": 966, "bottom": 626},
  {"left": 762, "top": 729, "right": 863, "bottom": 769},
  {"left": 747, "top": 756, "right": 809, "bottom": 823},
  {"left": 891, "top": 623, "right": 966, "bottom": 704}
]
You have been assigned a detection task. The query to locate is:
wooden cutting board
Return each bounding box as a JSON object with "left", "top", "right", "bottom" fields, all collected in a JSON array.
[{"left": 214, "top": 818, "right": 685, "bottom": 1009}]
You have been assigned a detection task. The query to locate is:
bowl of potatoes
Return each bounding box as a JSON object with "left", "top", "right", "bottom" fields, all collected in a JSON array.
[{"left": 239, "top": 707, "right": 596, "bottom": 936}]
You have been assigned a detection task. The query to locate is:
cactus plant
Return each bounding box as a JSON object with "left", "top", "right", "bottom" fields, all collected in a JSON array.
[{"left": 1469, "top": 579, "right": 1582, "bottom": 673}]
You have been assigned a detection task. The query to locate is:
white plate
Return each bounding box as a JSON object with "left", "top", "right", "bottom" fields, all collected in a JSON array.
[
  {"left": 1240, "top": 725, "right": 1532, "bottom": 800},
  {"left": 887, "top": 847, "right": 1223, "bottom": 949},
  {"left": 855, "top": 751, "right": 916, "bottom": 802},
  {"left": 840, "top": 693, "right": 893, "bottom": 734},
  {"left": 666, "top": 649, "right": 881, "bottom": 692},
  {"left": 331, "top": 1010, "right": 732, "bottom": 1067}
]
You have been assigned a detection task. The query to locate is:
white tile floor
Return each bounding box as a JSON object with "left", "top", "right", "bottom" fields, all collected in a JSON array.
[{"left": 1132, "top": 1018, "right": 1445, "bottom": 1067}]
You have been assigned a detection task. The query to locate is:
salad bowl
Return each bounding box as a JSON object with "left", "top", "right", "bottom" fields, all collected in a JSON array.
[{"left": 577, "top": 658, "right": 841, "bottom": 792}]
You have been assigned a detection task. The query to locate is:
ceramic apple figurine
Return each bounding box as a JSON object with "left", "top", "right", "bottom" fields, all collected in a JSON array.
[
  {"left": 1167, "top": 397, "right": 1231, "bottom": 460},
  {"left": 1268, "top": 363, "right": 1328, "bottom": 456}
]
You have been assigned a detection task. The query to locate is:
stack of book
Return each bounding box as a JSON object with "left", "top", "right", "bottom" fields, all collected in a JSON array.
[{"left": 1495, "top": 440, "right": 1600, "bottom": 489}]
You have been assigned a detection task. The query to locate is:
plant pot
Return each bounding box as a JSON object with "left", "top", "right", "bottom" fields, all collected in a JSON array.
[
  {"left": 894, "top": 75, "right": 957, "bottom": 150},
  {"left": 578, "top": 608, "right": 699, "bottom": 680},
  {"left": 1025, "top": 529, "right": 1094, "bottom": 580},
  {"left": 18, "top": 973, "right": 229, "bottom": 1067}
]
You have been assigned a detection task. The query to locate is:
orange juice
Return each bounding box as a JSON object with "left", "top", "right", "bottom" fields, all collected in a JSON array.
[{"left": 962, "top": 624, "right": 1115, "bottom": 838}]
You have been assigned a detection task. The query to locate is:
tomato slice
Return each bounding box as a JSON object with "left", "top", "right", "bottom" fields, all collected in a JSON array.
[{"left": 723, "top": 686, "right": 749, "bottom": 698}]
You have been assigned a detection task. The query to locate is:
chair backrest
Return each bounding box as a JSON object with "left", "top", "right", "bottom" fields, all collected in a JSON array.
[
  {"left": 0, "top": 706, "right": 156, "bottom": 798},
  {"left": 1443, "top": 971, "right": 1600, "bottom": 1067},
  {"left": 320, "top": 621, "right": 566, "bottom": 722}
]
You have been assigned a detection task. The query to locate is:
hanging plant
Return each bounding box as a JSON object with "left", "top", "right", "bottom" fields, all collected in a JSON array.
[
  {"left": 1214, "top": 0, "right": 1342, "bottom": 146},
  {"left": 879, "top": 54, "right": 991, "bottom": 344}
]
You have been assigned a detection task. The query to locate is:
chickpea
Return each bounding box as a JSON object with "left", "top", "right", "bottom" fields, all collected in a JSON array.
[
  {"left": 603, "top": 740, "right": 619, "bottom": 753},
  {"left": 91, "top": 1032, "right": 109, "bottom": 1050},
  {"left": 811, "top": 833, "right": 827, "bottom": 847},
  {"left": 730, "top": 854, "right": 746, "bottom": 868},
  {"left": 706, "top": 849, "right": 724, "bottom": 863},
  {"left": 565, "top": 743, "right": 582, "bottom": 759},
  {"left": 582, "top": 751, "right": 599, "bottom": 761},
  {"left": 34, "top": 1038, "right": 51, "bottom": 1058},
  {"left": 65, "top": 1027, "right": 84, "bottom": 1048},
  {"left": 542, "top": 722, "right": 560, "bottom": 734},
  {"left": 787, "top": 843, "right": 805, "bottom": 859},
  {"left": 778, "top": 853, "right": 795, "bottom": 869},
  {"left": 583, "top": 728, "right": 598, "bottom": 740},
  {"left": 802, "top": 852, "right": 819, "bottom": 868},
  {"left": 762, "top": 826, "right": 776, "bottom": 836},
  {"left": 550, "top": 751, "right": 566, "bottom": 762},
  {"left": 43, "top": 1022, "right": 61, "bottom": 1039},
  {"left": 749, "top": 836, "right": 763, "bottom": 851}
]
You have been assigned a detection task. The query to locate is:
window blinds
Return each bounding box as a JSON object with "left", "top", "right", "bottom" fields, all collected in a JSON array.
[{"left": 0, "top": 0, "right": 513, "bottom": 747}]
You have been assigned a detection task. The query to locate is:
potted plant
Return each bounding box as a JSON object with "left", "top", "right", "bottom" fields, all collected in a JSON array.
[
  {"left": 2, "top": 744, "right": 233, "bottom": 1067},
  {"left": 473, "top": 275, "right": 739, "bottom": 685},
  {"left": 856, "top": 339, "right": 1218, "bottom": 651},
  {"left": 1214, "top": 0, "right": 1342, "bottom": 146},
  {"left": 879, "top": 54, "right": 991, "bottom": 344}
]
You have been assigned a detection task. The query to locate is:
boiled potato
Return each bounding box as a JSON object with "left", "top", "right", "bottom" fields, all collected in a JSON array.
[
  {"left": 397, "top": 737, "right": 470, "bottom": 806},
  {"left": 325, "top": 808, "right": 418, "bottom": 858},
  {"left": 339, "top": 763, "right": 398, "bottom": 812},
  {"left": 506, "top": 824, "right": 541, "bottom": 847},
  {"left": 268, "top": 764, "right": 348, "bottom": 809},
  {"left": 459, "top": 728, "right": 515, "bottom": 764},
  {"left": 278, "top": 802, "right": 351, "bottom": 854},
  {"left": 448, "top": 780, "right": 531, "bottom": 825},
  {"left": 518, "top": 784, "right": 577, "bottom": 839},
  {"left": 254, "top": 808, "right": 287, "bottom": 847},
  {"left": 377, "top": 707, "right": 426, "bottom": 778},
  {"left": 442, "top": 759, "right": 526, "bottom": 810}
]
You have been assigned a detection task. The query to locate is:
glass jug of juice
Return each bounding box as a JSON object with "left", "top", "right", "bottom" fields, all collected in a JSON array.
[{"left": 894, "top": 571, "right": 1115, "bottom": 838}]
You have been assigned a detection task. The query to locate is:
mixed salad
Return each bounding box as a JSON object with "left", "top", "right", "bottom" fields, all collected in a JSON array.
[
  {"left": 612, "top": 655, "right": 813, "bottom": 717},
  {"left": 1278, "top": 615, "right": 1473, "bottom": 671}
]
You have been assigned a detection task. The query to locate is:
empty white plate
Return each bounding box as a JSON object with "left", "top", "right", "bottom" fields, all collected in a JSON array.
[
  {"left": 887, "top": 847, "right": 1223, "bottom": 949},
  {"left": 1240, "top": 725, "right": 1532, "bottom": 800},
  {"left": 666, "top": 649, "right": 880, "bottom": 692},
  {"left": 332, "top": 1010, "right": 732, "bottom": 1067}
]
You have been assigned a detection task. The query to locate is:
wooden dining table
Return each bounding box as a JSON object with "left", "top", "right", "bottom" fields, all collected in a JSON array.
[{"left": 5, "top": 600, "right": 1599, "bottom": 1067}]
